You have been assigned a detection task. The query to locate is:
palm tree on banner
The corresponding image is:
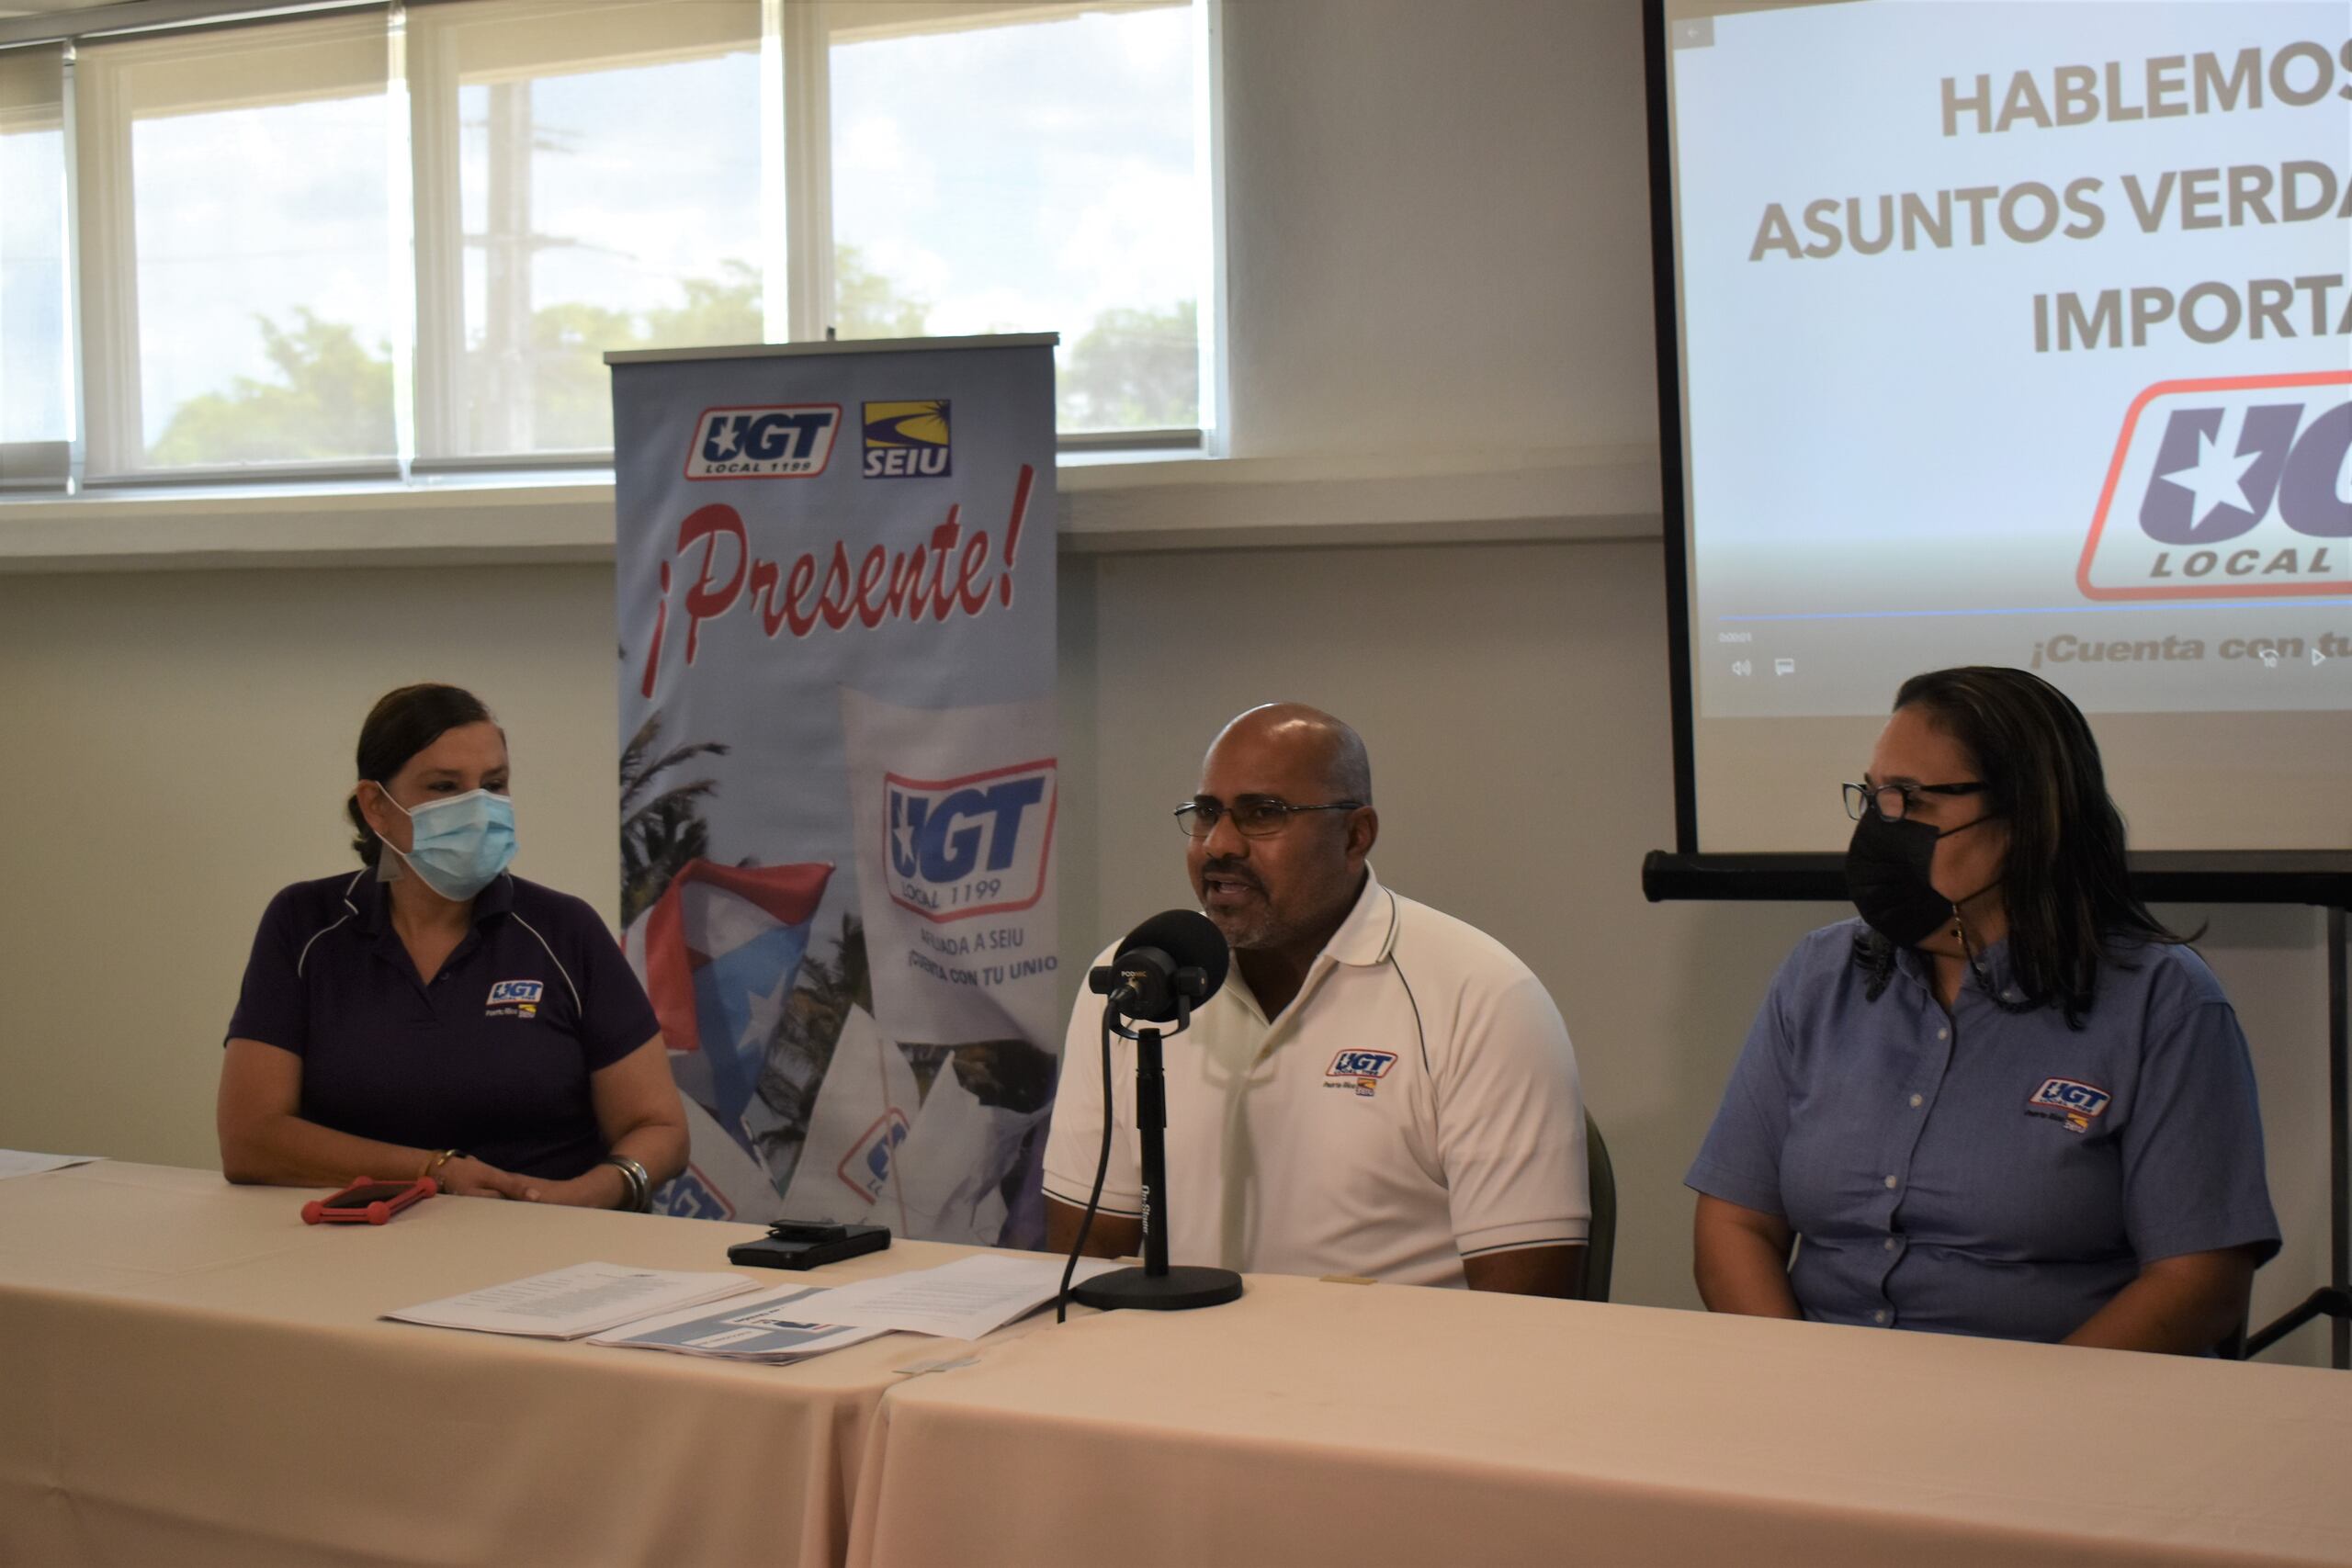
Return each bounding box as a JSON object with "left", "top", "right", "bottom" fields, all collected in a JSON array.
[
  {"left": 753, "top": 912, "right": 872, "bottom": 1187},
  {"left": 618, "top": 713, "right": 729, "bottom": 929}
]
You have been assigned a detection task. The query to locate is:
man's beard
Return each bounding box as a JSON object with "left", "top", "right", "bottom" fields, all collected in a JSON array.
[{"left": 1204, "top": 901, "right": 1279, "bottom": 952}]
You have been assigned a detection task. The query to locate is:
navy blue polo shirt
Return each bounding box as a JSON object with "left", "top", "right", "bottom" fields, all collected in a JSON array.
[
  {"left": 227, "top": 869, "right": 661, "bottom": 1180},
  {"left": 1688, "top": 919, "right": 2279, "bottom": 1344}
]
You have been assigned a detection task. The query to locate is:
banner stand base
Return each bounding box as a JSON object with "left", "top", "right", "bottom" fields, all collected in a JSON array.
[{"left": 1071, "top": 1265, "right": 1243, "bottom": 1313}]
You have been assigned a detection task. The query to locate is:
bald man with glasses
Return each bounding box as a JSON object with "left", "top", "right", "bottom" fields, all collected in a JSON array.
[{"left": 1043, "top": 703, "right": 1589, "bottom": 1296}]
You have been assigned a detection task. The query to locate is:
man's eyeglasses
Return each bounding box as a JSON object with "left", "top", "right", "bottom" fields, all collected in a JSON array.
[
  {"left": 1174, "top": 798, "right": 1363, "bottom": 839},
  {"left": 1843, "top": 780, "right": 1989, "bottom": 822}
]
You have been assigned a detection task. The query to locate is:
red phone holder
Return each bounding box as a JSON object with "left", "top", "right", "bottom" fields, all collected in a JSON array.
[{"left": 302, "top": 1176, "right": 437, "bottom": 1225}]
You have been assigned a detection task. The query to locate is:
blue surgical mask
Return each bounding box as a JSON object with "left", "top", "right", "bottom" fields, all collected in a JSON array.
[{"left": 377, "top": 786, "right": 516, "bottom": 902}]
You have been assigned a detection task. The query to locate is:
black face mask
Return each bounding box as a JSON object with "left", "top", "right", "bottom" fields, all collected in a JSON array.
[{"left": 1844, "top": 809, "right": 2000, "bottom": 948}]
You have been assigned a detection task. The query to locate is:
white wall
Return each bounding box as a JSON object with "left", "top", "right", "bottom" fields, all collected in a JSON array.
[
  {"left": 0, "top": 564, "right": 623, "bottom": 1163},
  {"left": 1219, "top": 0, "right": 1657, "bottom": 457},
  {"left": 0, "top": 0, "right": 2335, "bottom": 1364}
]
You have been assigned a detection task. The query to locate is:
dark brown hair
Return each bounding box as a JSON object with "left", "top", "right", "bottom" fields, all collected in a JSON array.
[
  {"left": 1855, "top": 666, "right": 2188, "bottom": 1027},
  {"left": 346, "top": 683, "right": 495, "bottom": 867}
]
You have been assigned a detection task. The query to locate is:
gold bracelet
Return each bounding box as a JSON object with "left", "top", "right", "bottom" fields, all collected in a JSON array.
[{"left": 422, "top": 1148, "right": 460, "bottom": 1185}]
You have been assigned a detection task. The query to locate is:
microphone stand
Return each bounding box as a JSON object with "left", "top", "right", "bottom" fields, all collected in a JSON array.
[{"left": 1070, "top": 986, "right": 1244, "bottom": 1313}]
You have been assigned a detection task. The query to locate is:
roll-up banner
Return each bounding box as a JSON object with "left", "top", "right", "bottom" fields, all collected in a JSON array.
[{"left": 609, "top": 336, "right": 1060, "bottom": 1247}]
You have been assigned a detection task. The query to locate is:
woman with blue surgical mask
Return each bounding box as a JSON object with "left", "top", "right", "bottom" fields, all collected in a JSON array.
[
  {"left": 1686, "top": 667, "right": 2279, "bottom": 1354},
  {"left": 217, "top": 683, "right": 687, "bottom": 1210}
]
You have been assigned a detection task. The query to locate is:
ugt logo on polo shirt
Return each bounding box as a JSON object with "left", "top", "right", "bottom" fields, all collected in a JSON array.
[
  {"left": 2026, "top": 1077, "right": 2111, "bottom": 1134},
  {"left": 2077, "top": 372, "right": 2350, "bottom": 601},
  {"left": 1326, "top": 1050, "right": 1397, "bottom": 1098},
  {"left": 884, "top": 760, "right": 1056, "bottom": 922},
  {"left": 485, "top": 979, "right": 544, "bottom": 1019},
  {"left": 684, "top": 404, "right": 842, "bottom": 479}
]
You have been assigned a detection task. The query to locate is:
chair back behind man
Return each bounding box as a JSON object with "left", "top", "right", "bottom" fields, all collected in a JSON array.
[{"left": 1582, "top": 1110, "right": 1617, "bottom": 1303}]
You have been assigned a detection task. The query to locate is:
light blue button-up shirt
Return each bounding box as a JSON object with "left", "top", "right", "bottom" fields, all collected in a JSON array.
[{"left": 1688, "top": 919, "right": 2279, "bottom": 1343}]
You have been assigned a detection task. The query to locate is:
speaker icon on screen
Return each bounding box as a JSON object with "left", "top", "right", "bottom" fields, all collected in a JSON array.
[{"left": 1731, "top": 659, "right": 1753, "bottom": 677}]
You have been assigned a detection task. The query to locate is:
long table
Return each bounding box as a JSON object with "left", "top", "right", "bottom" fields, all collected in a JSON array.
[
  {"left": 846, "top": 1270, "right": 2352, "bottom": 1567},
  {"left": 0, "top": 1161, "right": 975, "bottom": 1567},
  {"left": 6, "top": 1163, "right": 2350, "bottom": 1568}
]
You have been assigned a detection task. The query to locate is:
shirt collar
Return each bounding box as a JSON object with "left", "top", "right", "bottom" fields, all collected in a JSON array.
[
  {"left": 1317, "top": 865, "right": 1398, "bottom": 968},
  {"left": 1894, "top": 931, "right": 2022, "bottom": 1000},
  {"left": 348, "top": 865, "right": 514, "bottom": 931}
]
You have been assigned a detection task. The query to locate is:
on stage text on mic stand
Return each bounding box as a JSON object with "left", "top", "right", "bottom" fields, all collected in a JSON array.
[{"left": 1067, "top": 909, "right": 1244, "bottom": 1313}]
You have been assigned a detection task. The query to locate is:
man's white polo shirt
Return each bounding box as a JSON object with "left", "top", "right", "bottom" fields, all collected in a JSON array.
[{"left": 1042, "top": 869, "right": 1588, "bottom": 1288}]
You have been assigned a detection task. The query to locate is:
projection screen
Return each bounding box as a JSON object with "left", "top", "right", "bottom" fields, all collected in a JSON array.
[{"left": 1653, "top": 0, "right": 2352, "bottom": 853}]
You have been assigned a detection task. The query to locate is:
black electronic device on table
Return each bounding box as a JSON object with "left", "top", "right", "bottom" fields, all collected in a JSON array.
[{"left": 727, "top": 1219, "right": 891, "bottom": 1270}]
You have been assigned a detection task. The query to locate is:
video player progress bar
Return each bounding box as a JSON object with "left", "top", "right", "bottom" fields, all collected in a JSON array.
[{"left": 1720, "top": 599, "right": 2352, "bottom": 624}]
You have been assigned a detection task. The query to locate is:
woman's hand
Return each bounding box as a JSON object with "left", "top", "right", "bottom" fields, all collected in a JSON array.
[
  {"left": 435, "top": 1156, "right": 535, "bottom": 1201},
  {"left": 514, "top": 1165, "right": 630, "bottom": 1209}
]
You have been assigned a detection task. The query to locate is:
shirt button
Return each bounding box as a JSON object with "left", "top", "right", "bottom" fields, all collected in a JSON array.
[
  {"left": 1936, "top": 1027, "right": 1948, "bottom": 1040},
  {"left": 1884, "top": 1237, "right": 1898, "bottom": 1251},
  {"left": 1883, "top": 1175, "right": 1898, "bottom": 1189},
  {"left": 1909, "top": 1093, "right": 1924, "bottom": 1108},
  {"left": 1873, "top": 1310, "right": 1889, "bottom": 1324}
]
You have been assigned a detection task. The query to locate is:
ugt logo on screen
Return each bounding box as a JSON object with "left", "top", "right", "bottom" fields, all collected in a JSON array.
[
  {"left": 884, "top": 759, "right": 1057, "bottom": 921},
  {"left": 683, "top": 403, "right": 842, "bottom": 479},
  {"left": 2077, "top": 371, "right": 2350, "bottom": 600},
  {"left": 863, "top": 400, "right": 952, "bottom": 479}
]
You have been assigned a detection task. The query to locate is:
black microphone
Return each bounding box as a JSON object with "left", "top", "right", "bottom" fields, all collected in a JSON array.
[
  {"left": 1089, "top": 908, "right": 1229, "bottom": 1022},
  {"left": 1067, "top": 906, "right": 1245, "bottom": 1314}
]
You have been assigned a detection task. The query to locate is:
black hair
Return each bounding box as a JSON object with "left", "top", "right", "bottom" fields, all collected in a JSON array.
[
  {"left": 346, "top": 683, "right": 496, "bottom": 867},
  {"left": 1852, "top": 666, "right": 2188, "bottom": 1027}
]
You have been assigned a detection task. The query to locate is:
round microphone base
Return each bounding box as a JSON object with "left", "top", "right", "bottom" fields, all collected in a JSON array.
[{"left": 1069, "top": 1264, "right": 1243, "bottom": 1313}]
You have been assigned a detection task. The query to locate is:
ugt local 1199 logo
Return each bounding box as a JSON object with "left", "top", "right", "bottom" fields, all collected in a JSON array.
[
  {"left": 683, "top": 403, "right": 842, "bottom": 479},
  {"left": 884, "top": 759, "right": 1056, "bottom": 922},
  {"left": 2077, "top": 371, "right": 2349, "bottom": 600}
]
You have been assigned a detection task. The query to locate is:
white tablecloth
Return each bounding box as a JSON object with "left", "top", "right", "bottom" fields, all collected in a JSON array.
[
  {"left": 848, "top": 1267, "right": 2352, "bottom": 1567},
  {"left": 0, "top": 1162, "right": 972, "bottom": 1567}
]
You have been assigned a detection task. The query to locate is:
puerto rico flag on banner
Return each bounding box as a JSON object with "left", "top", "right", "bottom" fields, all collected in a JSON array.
[
  {"left": 610, "top": 334, "right": 1058, "bottom": 1240},
  {"left": 623, "top": 859, "right": 831, "bottom": 1164}
]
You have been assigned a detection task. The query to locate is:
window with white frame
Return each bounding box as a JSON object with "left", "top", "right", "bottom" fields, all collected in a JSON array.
[
  {"left": 77, "top": 15, "right": 400, "bottom": 476},
  {"left": 829, "top": 1, "right": 1205, "bottom": 434},
  {"left": 0, "top": 0, "right": 1210, "bottom": 490},
  {"left": 0, "top": 45, "right": 71, "bottom": 489}
]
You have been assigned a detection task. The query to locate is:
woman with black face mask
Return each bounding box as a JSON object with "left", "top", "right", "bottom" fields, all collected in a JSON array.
[{"left": 1684, "top": 667, "right": 2279, "bottom": 1353}]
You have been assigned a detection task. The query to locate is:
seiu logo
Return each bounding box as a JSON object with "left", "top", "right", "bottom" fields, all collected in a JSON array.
[
  {"left": 684, "top": 404, "right": 842, "bottom": 479},
  {"left": 863, "top": 400, "right": 952, "bottom": 479},
  {"left": 1328, "top": 1050, "right": 1397, "bottom": 1080},
  {"left": 884, "top": 761, "right": 1057, "bottom": 922},
  {"left": 487, "top": 980, "right": 544, "bottom": 1005},
  {"left": 2078, "top": 373, "right": 2349, "bottom": 600},
  {"left": 2027, "top": 1077, "right": 2112, "bottom": 1117}
]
